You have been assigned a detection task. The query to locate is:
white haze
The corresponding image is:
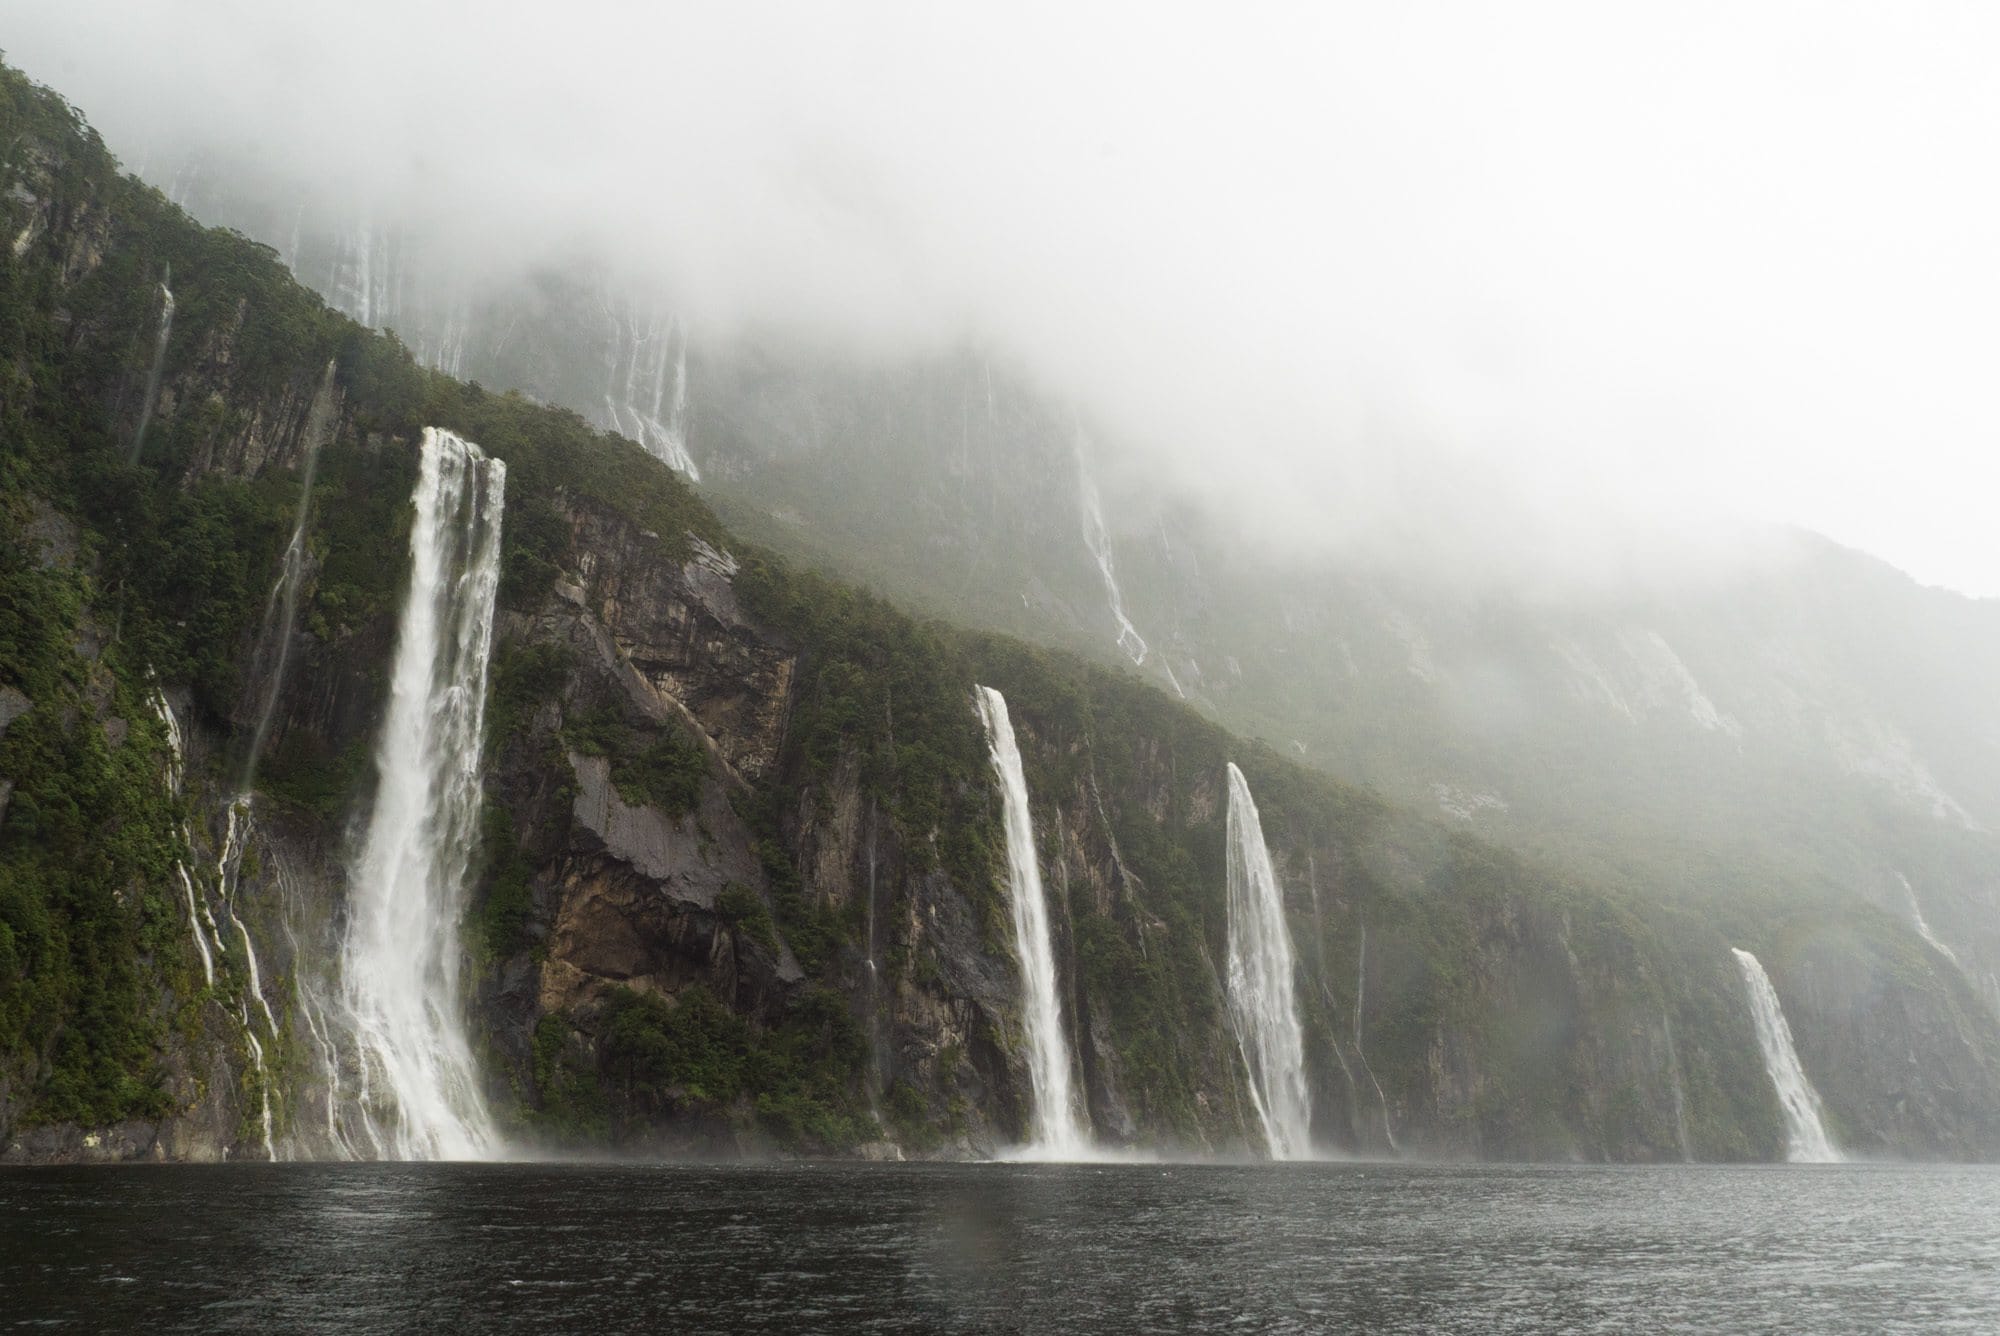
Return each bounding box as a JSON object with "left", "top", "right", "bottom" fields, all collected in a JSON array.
[{"left": 9, "top": 1, "right": 2000, "bottom": 593}]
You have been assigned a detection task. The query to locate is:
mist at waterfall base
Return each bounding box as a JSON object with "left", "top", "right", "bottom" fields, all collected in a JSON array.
[{"left": 10, "top": 1162, "right": 2000, "bottom": 1333}]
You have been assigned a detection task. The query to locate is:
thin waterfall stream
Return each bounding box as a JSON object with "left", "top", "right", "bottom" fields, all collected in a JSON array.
[
  {"left": 239, "top": 358, "right": 337, "bottom": 791},
  {"left": 129, "top": 264, "right": 174, "bottom": 462}
]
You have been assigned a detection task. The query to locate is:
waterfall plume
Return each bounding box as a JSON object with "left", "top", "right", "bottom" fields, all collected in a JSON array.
[
  {"left": 1731, "top": 947, "right": 1840, "bottom": 1163},
  {"left": 975, "top": 684, "right": 1089, "bottom": 1156},
  {"left": 1223, "top": 763, "right": 1312, "bottom": 1159},
  {"left": 339, "top": 426, "right": 505, "bottom": 1160}
]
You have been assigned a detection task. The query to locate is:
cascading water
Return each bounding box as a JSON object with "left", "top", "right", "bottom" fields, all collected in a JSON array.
[
  {"left": 600, "top": 306, "right": 699, "bottom": 478},
  {"left": 339, "top": 426, "right": 505, "bottom": 1160},
  {"left": 974, "top": 685, "right": 1089, "bottom": 1155},
  {"left": 212, "top": 799, "right": 282, "bottom": 1161},
  {"left": 1900, "top": 874, "right": 1961, "bottom": 968},
  {"left": 1352, "top": 925, "right": 1398, "bottom": 1153},
  {"left": 1663, "top": 1014, "right": 1694, "bottom": 1163},
  {"left": 1731, "top": 948, "right": 1840, "bottom": 1163},
  {"left": 1222, "top": 763, "right": 1313, "bottom": 1159},
  {"left": 1073, "top": 431, "right": 1149, "bottom": 667},
  {"left": 151, "top": 690, "right": 216, "bottom": 984},
  {"left": 129, "top": 265, "right": 175, "bottom": 462},
  {"left": 240, "top": 359, "right": 337, "bottom": 790},
  {"left": 150, "top": 690, "right": 279, "bottom": 1159},
  {"left": 862, "top": 800, "right": 890, "bottom": 1110}
]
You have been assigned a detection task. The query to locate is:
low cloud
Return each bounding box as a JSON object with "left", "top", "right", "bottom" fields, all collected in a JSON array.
[{"left": 10, "top": 1, "right": 2000, "bottom": 592}]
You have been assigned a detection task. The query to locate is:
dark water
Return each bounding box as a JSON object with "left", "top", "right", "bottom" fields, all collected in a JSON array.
[{"left": 4, "top": 1160, "right": 1998, "bottom": 1332}]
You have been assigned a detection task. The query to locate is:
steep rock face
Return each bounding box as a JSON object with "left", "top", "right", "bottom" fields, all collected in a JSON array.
[
  {"left": 1777, "top": 928, "right": 2000, "bottom": 1159},
  {"left": 9, "top": 63, "right": 2000, "bottom": 1164},
  {"left": 472, "top": 496, "right": 1026, "bottom": 1153}
]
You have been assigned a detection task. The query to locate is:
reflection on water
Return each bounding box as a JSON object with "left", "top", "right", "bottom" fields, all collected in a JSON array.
[{"left": 4, "top": 1161, "right": 1999, "bottom": 1332}]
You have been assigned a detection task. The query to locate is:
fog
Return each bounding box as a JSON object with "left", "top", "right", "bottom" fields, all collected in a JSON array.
[{"left": 10, "top": 1, "right": 2000, "bottom": 593}]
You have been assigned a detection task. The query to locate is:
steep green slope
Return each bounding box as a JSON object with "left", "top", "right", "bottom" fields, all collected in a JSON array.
[{"left": 3, "top": 61, "right": 1997, "bottom": 1162}]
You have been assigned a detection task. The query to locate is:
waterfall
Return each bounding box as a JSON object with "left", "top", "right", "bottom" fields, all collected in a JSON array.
[
  {"left": 1899, "top": 874, "right": 1961, "bottom": 968},
  {"left": 1351, "top": 925, "right": 1397, "bottom": 1153},
  {"left": 601, "top": 305, "right": 699, "bottom": 478},
  {"left": 974, "top": 685, "right": 1089, "bottom": 1155},
  {"left": 129, "top": 265, "right": 175, "bottom": 463},
  {"left": 1223, "top": 763, "right": 1313, "bottom": 1159},
  {"left": 339, "top": 426, "right": 505, "bottom": 1160},
  {"left": 1073, "top": 432, "right": 1148, "bottom": 666},
  {"left": 1731, "top": 948, "right": 1840, "bottom": 1163},
  {"left": 151, "top": 689, "right": 216, "bottom": 985},
  {"left": 660, "top": 318, "right": 700, "bottom": 480},
  {"left": 240, "top": 360, "right": 337, "bottom": 790},
  {"left": 863, "top": 800, "right": 890, "bottom": 1109},
  {"left": 150, "top": 691, "right": 280, "bottom": 1159},
  {"left": 1662, "top": 1014, "right": 1694, "bottom": 1162}
]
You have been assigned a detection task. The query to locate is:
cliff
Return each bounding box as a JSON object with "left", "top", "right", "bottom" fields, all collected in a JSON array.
[{"left": 3, "top": 63, "right": 1999, "bottom": 1164}]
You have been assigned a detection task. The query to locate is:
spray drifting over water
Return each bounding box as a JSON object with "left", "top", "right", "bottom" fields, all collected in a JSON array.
[
  {"left": 240, "top": 360, "right": 337, "bottom": 791},
  {"left": 129, "top": 265, "right": 174, "bottom": 462},
  {"left": 1731, "top": 948, "right": 1840, "bottom": 1163},
  {"left": 975, "top": 685, "right": 1089, "bottom": 1156},
  {"left": 1224, "top": 763, "right": 1312, "bottom": 1159},
  {"left": 340, "top": 427, "right": 505, "bottom": 1160}
]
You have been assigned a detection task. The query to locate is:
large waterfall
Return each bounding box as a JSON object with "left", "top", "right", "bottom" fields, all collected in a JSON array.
[
  {"left": 1731, "top": 948, "right": 1840, "bottom": 1163},
  {"left": 340, "top": 427, "right": 505, "bottom": 1160},
  {"left": 975, "top": 685, "right": 1089, "bottom": 1156},
  {"left": 240, "top": 359, "right": 337, "bottom": 790},
  {"left": 1223, "top": 763, "right": 1312, "bottom": 1159},
  {"left": 129, "top": 264, "right": 175, "bottom": 462}
]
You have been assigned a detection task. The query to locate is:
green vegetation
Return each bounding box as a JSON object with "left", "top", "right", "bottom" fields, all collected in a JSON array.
[
  {"left": 1, "top": 55, "right": 1975, "bottom": 1162},
  {"left": 715, "top": 884, "right": 779, "bottom": 955},
  {"left": 564, "top": 702, "right": 707, "bottom": 816},
  {"left": 471, "top": 806, "right": 537, "bottom": 961},
  {"left": 0, "top": 501, "right": 184, "bottom": 1124},
  {"left": 594, "top": 984, "right": 869, "bottom": 1151}
]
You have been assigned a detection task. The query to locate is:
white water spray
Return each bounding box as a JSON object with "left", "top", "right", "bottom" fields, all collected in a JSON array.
[
  {"left": 150, "top": 689, "right": 217, "bottom": 985},
  {"left": 1074, "top": 432, "right": 1148, "bottom": 666},
  {"left": 1899, "top": 874, "right": 1961, "bottom": 968},
  {"left": 130, "top": 266, "right": 175, "bottom": 462},
  {"left": 1731, "top": 948, "right": 1840, "bottom": 1163},
  {"left": 975, "top": 685, "right": 1089, "bottom": 1155},
  {"left": 600, "top": 305, "right": 699, "bottom": 478},
  {"left": 1223, "top": 764, "right": 1313, "bottom": 1159},
  {"left": 339, "top": 427, "right": 505, "bottom": 1160},
  {"left": 241, "top": 360, "right": 337, "bottom": 790}
]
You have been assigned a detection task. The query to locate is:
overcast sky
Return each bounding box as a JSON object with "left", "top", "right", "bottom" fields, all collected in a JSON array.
[{"left": 10, "top": 1, "right": 2000, "bottom": 594}]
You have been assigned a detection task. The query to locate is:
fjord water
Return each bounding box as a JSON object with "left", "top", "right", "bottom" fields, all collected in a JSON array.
[
  {"left": 1224, "top": 763, "right": 1313, "bottom": 1159},
  {"left": 339, "top": 427, "right": 506, "bottom": 1159},
  {"left": 974, "top": 685, "right": 1089, "bottom": 1155},
  {"left": 1732, "top": 947, "right": 1841, "bottom": 1163},
  {"left": 7, "top": 1161, "right": 1998, "bottom": 1333}
]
